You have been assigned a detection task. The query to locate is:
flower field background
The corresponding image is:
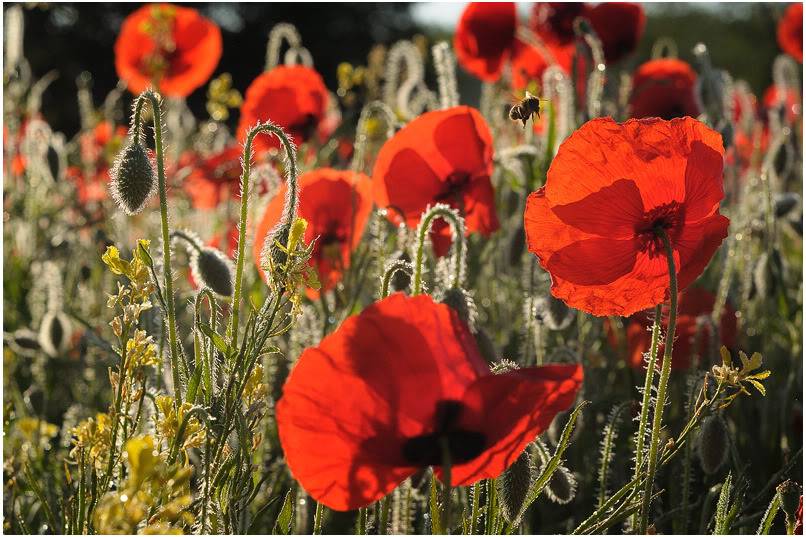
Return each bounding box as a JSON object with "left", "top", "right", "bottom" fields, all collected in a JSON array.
[{"left": 2, "top": 2, "right": 803, "bottom": 535}]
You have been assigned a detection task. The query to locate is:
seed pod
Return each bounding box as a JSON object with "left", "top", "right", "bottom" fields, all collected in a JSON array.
[
  {"left": 109, "top": 139, "right": 156, "bottom": 215},
  {"left": 440, "top": 287, "right": 476, "bottom": 330},
  {"left": 545, "top": 463, "right": 577, "bottom": 505},
  {"left": 390, "top": 251, "right": 412, "bottom": 292},
  {"left": 697, "top": 414, "right": 729, "bottom": 475},
  {"left": 191, "top": 246, "right": 235, "bottom": 298},
  {"left": 38, "top": 310, "right": 71, "bottom": 357},
  {"left": 777, "top": 480, "right": 802, "bottom": 521},
  {"left": 497, "top": 450, "right": 533, "bottom": 523},
  {"left": 534, "top": 295, "right": 574, "bottom": 331}
]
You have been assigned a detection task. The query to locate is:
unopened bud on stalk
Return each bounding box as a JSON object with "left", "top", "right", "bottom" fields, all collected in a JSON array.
[
  {"left": 497, "top": 450, "right": 533, "bottom": 523},
  {"left": 390, "top": 251, "right": 412, "bottom": 292},
  {"left": 440, "top": 287, "right": 476, "bottom": 331},
  {"left": 191, "top": 246, "right": 235, "bottom": 299},
  {"left": 546, "top": 464, "right": 577, "bottom": 505},
  {"left": 261, "top": 221, "right": 292, "bottom": 272},
  {"left": 6, "top": 328, "right": 41, "bottom": 357},
  {"left": 38, "top": 310, "right": 71, "bottom": 357},
  {"left": 777, "top": 480, "right": 802, "bottom": 521},
  {"left": 697, "top": 414, "right": 729, "bottom": 475},
  {"left": 109, "top": 135, "right": 156, "bottom": 215}
]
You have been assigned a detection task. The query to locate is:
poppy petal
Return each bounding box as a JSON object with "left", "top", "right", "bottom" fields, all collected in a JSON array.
[
  {"left": 441, "top": 364, "right": 583, "bottom": 486},
  {"left": 684, "top": 141, "right": 725, "bottom": 223},
  {"left": 674, "top": 214, "right": 730, "bottom": 291}
]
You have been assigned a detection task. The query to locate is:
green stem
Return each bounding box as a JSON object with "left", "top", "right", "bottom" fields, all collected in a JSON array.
[
  {"left": 132, "top": 89, "right": 181, "bottom": 407},
  {"left": 630, "top": 303, "right": 663, "bottom": 529},
  {"left": 412, "top": 205, "right": 466, "bottom": 295},
  {"left": 171, "top": 230, "right": 203, "bottom": 253},
  {"left": 440, "top": 436, "right": 453, "bottom": 534},
  {"left": 639, "top": 229, "right": 679, "bottom": 533},
  {"left": 228, "top": 121, "right": 298, "bottom": 349},
  {"left": 380, "top": 259, "right": 413, "bottom": 298}
]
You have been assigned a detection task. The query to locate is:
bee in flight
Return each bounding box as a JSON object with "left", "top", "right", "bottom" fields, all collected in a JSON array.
[{"left": 509, "top": 91, "right": 542, "bottom": 128}]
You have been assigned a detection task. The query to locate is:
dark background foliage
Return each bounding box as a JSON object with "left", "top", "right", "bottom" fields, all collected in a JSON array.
[{"left": 9, "top": 2, "right": 791, "bottom": 138}]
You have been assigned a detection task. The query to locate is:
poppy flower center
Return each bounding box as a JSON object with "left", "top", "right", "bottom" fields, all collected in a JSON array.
[
  {"left": 290, "top": 114, "right": 320, "bottom": 143},
  {"left": 437, "top": 171, "right": 471, "bottom": 207},
  {"left": 635, "top": 201, "right": 684, "bottom": 256},
  {"left": 402, "top": 400, "right": 486, "bottom": 466}
]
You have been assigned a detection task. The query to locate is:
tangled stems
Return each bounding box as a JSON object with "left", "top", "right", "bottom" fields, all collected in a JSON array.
[
  {"left": 132, "top": 89, "right": 181, "bottom": 407},
  {"left": 638, "top": 229, "right": 679, "bottom": 533},
  {"left": 412, "top": 204, "right": 466, "bottom": 295},
  {"left": 630, "top": 303, "right": 662, "bottom": 529},
  {"left": 228, "top": 121, "right": 298, "bottom": 349}
]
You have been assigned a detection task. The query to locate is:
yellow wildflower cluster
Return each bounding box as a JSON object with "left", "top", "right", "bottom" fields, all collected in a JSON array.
[
  {"left": 712, "top": 346, "right": 772, "bottom": 408},
  {"left": 263, "top": 217, "right": 320, "bottom": 316},
  {"left": 206, "top": 73, "right": 242, "bottom": 121},
  {"left": 6, "top": 417, "right": 59, "bottom": 463},
  {"left": 93, "top": 436, "right": 193, "bottom": 535},
  {"left": 243, "top": 363, "right": 269, "bottom": 408},
  {"left": 69, "top": 413, "right": 112, "bottom": 470},
  {"left": 155, "top": 395, "right": 206, "bottom": 453}
]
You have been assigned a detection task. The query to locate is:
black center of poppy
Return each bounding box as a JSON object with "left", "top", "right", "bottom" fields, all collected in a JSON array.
[
  {"left": 401, "top": 400, "right": 486, "bottom": 467},
  {"left": 290, "top": 114, "right": 319, "bottom": 143},
  {"left": 635, "top": 201, "right": 684, "bottom": 256}
]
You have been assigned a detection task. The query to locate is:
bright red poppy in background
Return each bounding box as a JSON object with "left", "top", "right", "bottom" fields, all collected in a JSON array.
[
  {"left": 763, "top": 84, "right": 802, "bottom": 124},
  {"left": 630, "top": 59, "right": 700, "bottom": 120},
  {"left": 180, "top": 145, "right": 242, "bottom": 210},
  {"left": 254, "top": 168, "right": 372, "bottom": 293},
  {"left": 114, "top": 3, "right": 222, "bottom": 97},
  {"left": 454, "top": 2, "right": 518, "bottom": 81},
  {"left": 524, "top": 117, "right": 730, "bottom": 317},
  {"left": 66, "top": 121, "right": 128, "bottom": 204},
  {"left": 778, "top": 3, "right": 803, "bottom": 63},
  {"left": 277, "top": 293, "right": 582, "bottom": 511},
  {"left": 237, "top": 66, "right": 330, "bottom": 156},
  {"left": 372, "top": 106, "right": 499, "bottom": 257},
  {"left": 626, "top": 287, "right": 737, "bottom": 370},
  {"left": 586, "top": 3, "right": 645, "bottom": 64}
]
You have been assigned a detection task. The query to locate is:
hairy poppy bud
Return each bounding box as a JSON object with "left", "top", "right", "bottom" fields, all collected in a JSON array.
[
  {"left": 109, "top": 139, "right": 156, "bottom": 215},
  {"left": 498, "top": 450, "right": 533, "bottom": 522},
  {"left": 697, "top": 414, "right": 729, "bottom": 475},
  {"left": 261, "top": 221, "right": 292, "bottom": 271},
  {"left": 390, "top": 251, "right": 412, "bottom": 292},
  {"left": 38, "top": 310, "right": 71, "bottom": 358},
  {"left": 6, "top": 328, "right": 41, "bottom": 357},
  {"left": 191, "top": 246, "right": 235, "bottom": 298},
  {"left": 546, "top": 464, "right": 577, "bottom": 505},
  {"left": 777, "top": 480, "right": 802, "bottom": 521},
  {"left": 534, "top": 295, "right": 574, "bottom": 331},
  {"left": 440, "top": 287, "right": 476, "bottom": 330}
]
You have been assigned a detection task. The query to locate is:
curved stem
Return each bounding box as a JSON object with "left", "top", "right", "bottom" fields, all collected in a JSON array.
[
  {"left": 639, "top": 229, "right": 679, "bottom": 533},
  {"left": 630, "top": 303, "right": 663, "bottom": 530},
  {"left": 132, "top": 89, "right": 181, "bottom": 407},
  {"left": 380, "top": 259, "right": 413, "bottom": 298},
  {"left": 412, "top": 205, "right": 466, "bottom": 295},
  {"left": 228, "top": 121, "right": 298, "bottom": 349},
  {"left": 171, "top": 230, "right": 202, "bottom": 253}
]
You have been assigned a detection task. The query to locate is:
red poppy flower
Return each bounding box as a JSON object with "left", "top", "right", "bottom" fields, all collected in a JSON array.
[
  {"left": 531, "top": 2, "right": 587, "bottom": 46},
  {"left": 67, "top": 121, "right": 128, "bottom": 204},
  {"left": 180, "top": 145, "right": 242, "bottom": 209},
  {"left": 237, "top": 66, "right": 330, "bottom": 156},
  {"left": 524, "top": 117, "right": 730, "bottom": 317},
  {"left": 587, "top": 3, "right": 645, "bottom": 64},
  {"left": 510, "top": 37, "right": 575, "bottom": 91},
  {"left": 277, "top": 293, "right": 583, "bottom": 511},
  {"left": 253, "top": 168, "right": 372, "bottom": 293},
  {"left": 778, "top": 3, "right": 803, "bottom": 63},
  {"left": 630, "top": 59, "right": 700, "bottom": 120},
  {"left": 454, "top": 3, "right": 518, "bottom": 81},
  {"left": 626, "top": 287, "right": 737, "bottom": 370},
  {"left": 114, "top": 4, "right": 222, "bottom": 97},
  {"left": 763, "top": 84, "right": 802, "bottom": 124},
  {"left": 372, "top": 106, "right": 499, "bottom": 257}
]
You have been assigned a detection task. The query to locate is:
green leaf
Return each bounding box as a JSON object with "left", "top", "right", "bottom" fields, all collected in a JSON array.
[
  {"left": 273, "top": 489, "right": 294, "bottom": 535},
  {"left": 429, "top": 472, "right": 444, "bottom": 535},
  {"left": 199, "top": 322, "right": 228, "bottom": 355},
  {"left": 714, "top": 472, "right": 733, "bottom": 534},
  {"left": 757, "top": 492, "right": 781, "bottom": 534}
]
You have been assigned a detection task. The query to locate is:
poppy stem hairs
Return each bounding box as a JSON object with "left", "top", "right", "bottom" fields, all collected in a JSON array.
[
  {"left": 639, "top": 229, "right": 679, "bottom": 533},
  {"left": 412, "top": 204, "right": 467, "bottom": 295},
  {"left": 381, "top": 259, "right": 414, "bottom": 298},
  {"left": 130, "top": 88, "right": 182, "bottom": 408},
  {"left": 228, "top": 120, "right": 298, "bottom": 349}
]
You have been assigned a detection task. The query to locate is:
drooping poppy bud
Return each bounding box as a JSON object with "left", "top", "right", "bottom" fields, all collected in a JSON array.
[
  {"left": 497, "top": 450, "right": 534, "bottom": 523},
  {"left": 38, "top": 310, "right": 71, "bottom": 358},
  {"left": 191, "top": 246, "right": 235, "bottom": 299},
  {"left": 6, "top": 328, "right": 41, "bottom": 357},
  {"left": 389, "top": 251, "right": 413, "bottom": 293},
  {"left": 697, "top": 414, "right": 729, "bottom": 475},
  {"left": 440, "top": 287, "right": 477, "bottom": 331},
  {"left": 109, "top": 138, "right": 156, "bottom": 215},
  {"left": 778, "top": 480, "right": 802, "bottom": 522}
]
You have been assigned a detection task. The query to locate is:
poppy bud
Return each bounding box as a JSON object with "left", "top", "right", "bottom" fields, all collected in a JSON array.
[
  {"left": 390, "top": 251, "right": 412, "bottom": 292},
  {"left": 38, "top": 310, "right": 71, "bottom": 358},
  {"left": 497, "top": 450, "right": 533, "bottom": 523},
  {"left": 109, "top": 139, "right": 156, "bottom": 215},
  {"left": 697, "top": 415, "right": 729, "bottom": 475},
  {"left": 777, "top": 480, "right": 802, "bottom": 521},
  {"left": 6, "top": 328, "right": 41, "bottom": 357},
  {"left": 545, "top": 464, "right": 577, "bottom": 505},
  {"left": 261, "top": 221, "right": 292, "bottom": 271},
  {"left": 440, "top": 287, "right": 476, "bottom": 330},
  {"left": 775, "top": 193, "right": 801, "bottom": 218},
  {"left": 191, "top": 246, "right": 235, "bottom": 299},
  {"left": 534, "top": 295, "right": 574, "bottom": 331}
]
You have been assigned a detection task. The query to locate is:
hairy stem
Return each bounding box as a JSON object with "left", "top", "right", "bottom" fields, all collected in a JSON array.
[{"left": 412, "top": 205, "right": 466, "bottom": 295}]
